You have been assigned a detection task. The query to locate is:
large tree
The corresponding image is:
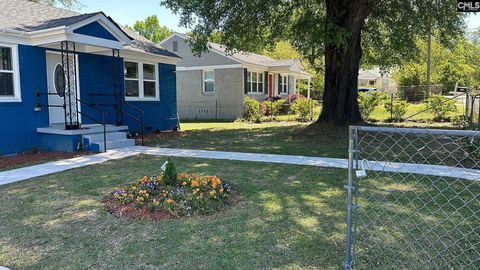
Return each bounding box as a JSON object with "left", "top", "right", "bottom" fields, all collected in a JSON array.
[
  {"left": 30, "top": 0, "right": 80, "bottom": 9},
  {"left": 161, "top": 0, "right": 464, "bottom": 124},
  {"left": 133, "top": 15, "right": 172, "bottom": 43}
]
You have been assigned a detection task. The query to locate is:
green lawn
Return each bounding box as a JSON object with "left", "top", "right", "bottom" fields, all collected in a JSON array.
[
  {"left": 0, "top": 155, "right": 347, "bottom": 269},
  {"left": 1, "top": 155, "right": 476, "bottom": 269},
  {"left": 149, "top": 122, "right": 350, "bottom": 158}
]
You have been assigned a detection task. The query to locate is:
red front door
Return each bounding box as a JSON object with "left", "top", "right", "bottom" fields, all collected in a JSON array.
[{"left": 268, "top": 74, "right": 273, "bottom": 98}]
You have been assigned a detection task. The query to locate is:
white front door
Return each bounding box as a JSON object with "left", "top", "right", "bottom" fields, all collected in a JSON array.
[{"left": 46, "top": 52, "right": 80, "bottom": 125}]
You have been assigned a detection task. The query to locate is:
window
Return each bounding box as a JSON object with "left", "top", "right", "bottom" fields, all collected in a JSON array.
[
  {"left": 203, "top": 70, "right": 215, "bottom": 93},
  {"left": 247, "top": 71, "right": 264, "bottom": 93},
  {"left": 0, "top": 44, "right": 20, "bottom": 102},
  {"left": 124, "top": 61, "right": 159, "bottom": 100},
  {"left": 369, "top": 80, "right": 376, "bottom": 86},
  {"left": 173, "top": 41, "right": 178, "bottom": 52},
  {"left": 280, "top": 75, "right": 288, "bottom": 94}
]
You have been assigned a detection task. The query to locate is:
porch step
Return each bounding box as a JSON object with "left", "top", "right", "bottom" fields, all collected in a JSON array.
[
  {"left": 84, "top": 131, "right": 135, "bottom": 152},
  {"left": 90, "top": 139, "right": 136, "bottom": 152},
  {"left": 83, "top": 132, "right": 129, "bottom": 144}
]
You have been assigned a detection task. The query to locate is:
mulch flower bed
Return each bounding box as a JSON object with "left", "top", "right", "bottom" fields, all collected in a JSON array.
[
  {"left": 0, "top": 150, "right": 94, "bottom": 170},
  {"left": 104, "top": 160, "right": 236, "bottom": 221}
]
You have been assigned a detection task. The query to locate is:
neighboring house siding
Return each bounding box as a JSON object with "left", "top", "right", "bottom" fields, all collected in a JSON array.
[
  {"left": 177, "top": 68, "right": 243, "bottom": 120},
  {"left": 0, "top": 45, "right": 49, "bottom": 155},
  {"left": 161, "top": 35, "right": 239, "bottom": 67},
  {"left": 73, "top": 21, "right": 118, "bottom": 41}
]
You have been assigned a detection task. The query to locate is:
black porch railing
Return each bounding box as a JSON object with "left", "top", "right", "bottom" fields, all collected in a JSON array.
[
  {"left": 35, "top": 91, "right": 108, "bottom": 153},
  {"left": 87, "top": 93, "right": 145, "bottom": 146}
]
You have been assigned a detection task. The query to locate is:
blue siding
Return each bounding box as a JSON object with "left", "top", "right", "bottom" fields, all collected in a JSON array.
[
  {"left": 0, "top": 45, "right": 49, "bottom": 155},
  {"left": 73, "top": 21, "right": 118, "bottom": 41},
  {"left": 0, "top": 44, "right": 177, "bottom": 155},
  {"left": 81, "top": 58, "right": 178, "bottom": 133},
  {"left": 124, "top": 63, "right": 178, "bottom": 133}
]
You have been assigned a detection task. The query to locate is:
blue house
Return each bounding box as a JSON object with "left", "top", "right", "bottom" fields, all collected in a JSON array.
[{"left": 0, "top": 0, "right": 180, "bottom": 154}]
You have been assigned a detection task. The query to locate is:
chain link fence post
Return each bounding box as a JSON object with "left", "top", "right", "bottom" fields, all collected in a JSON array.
[{"left": 345, "top": 126, "right": 358, "bottom": 270}]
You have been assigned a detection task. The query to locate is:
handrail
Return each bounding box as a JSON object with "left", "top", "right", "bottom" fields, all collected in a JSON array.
[
  {"left": 34, "top": 98, "right": 108, "bottom": 153},
  {"left": 76, "top": 98, "right": 108, "bottom": 153},
  {"left": 88, "top": 92, "right": 145, "bottom": 145}
]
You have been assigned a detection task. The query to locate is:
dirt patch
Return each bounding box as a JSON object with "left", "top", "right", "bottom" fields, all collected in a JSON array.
[
  {"left": 0, "top": 151, "right": 94, "bottom": 170},
  {"left": 103, "top": 192, "right": 241, "bottom": 221},
  {"left": 103, "top": 197, "right": 176, "bottom": 221}
]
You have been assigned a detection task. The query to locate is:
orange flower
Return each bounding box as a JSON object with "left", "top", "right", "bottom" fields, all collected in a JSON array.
[
  {"left": 209, "top": 190, "right": 217, "bottom": 197},
  {"left": 191, "top": 180, "right": 199, "bottom": 188},
  {"left": 219, "top": 188, "right": 224, "bottom": 193}
]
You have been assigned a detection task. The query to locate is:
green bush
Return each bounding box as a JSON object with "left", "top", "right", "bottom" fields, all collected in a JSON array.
[
  {"left": 164, "top": 159, "right": 177, "bottom": 186},
  {"left": 263, "top": 99, "right": 285, "bottom": 116},
  {"left": 243, "top": 97, "right": 263, "bottom": 122},
  {"left": 291, "top": 98, "right": 318, "bottom": 121},
  {"left": 358, "top": 91, "right": 385, "bottom": 120},
  {"left": 384, "top": 99, "right": 409, "bottom": 122},
  {"left": 424, "top": 94, "right": 457, "bottom": 122}
]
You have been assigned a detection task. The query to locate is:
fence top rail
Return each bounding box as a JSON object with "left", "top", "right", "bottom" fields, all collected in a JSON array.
[{"left": 350, "top": 125, "right": 480, "bottom": 137}]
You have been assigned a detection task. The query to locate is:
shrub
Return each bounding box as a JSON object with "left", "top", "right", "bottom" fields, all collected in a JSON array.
[
  {"left": 291, "top": 98, "right": 318, "bottom": 121},
  {"left": 243, "top": 97, "right": 263, "bottom": 122},
  {"left": 424, "top": 94, "right": 457, "bottom": 122},
  {"left": 384, "top": 99, "right": 409, "bottom": 122},
  {"left": 263, "top": 99, "right": 285, "bottom": 116},
  {"left": 110, "top": 172, "right": 233, "bottom": 217},
  {"left": 452, "top": 115, "right": 471, "bottom": 128},
  {"left": 163, "top": 159, "right": 177, "bottom": 186},
  {"left": 358, "top": 91, "right": 385, "bottom": 120},
  {"left": 286, "top": 93, "right": 305, "bottom": 103}
]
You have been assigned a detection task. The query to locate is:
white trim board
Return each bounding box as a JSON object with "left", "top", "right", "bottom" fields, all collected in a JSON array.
[
  {"left": 0, "top": 43, "right": 21, "bottom": 103},
  {"left": 176, "top": 64, "right": 242, "bottom": 71}
]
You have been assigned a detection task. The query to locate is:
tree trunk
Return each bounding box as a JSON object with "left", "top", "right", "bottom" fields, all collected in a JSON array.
[{"left": 317, "top": 0, "right": 371, "bottom": 125}]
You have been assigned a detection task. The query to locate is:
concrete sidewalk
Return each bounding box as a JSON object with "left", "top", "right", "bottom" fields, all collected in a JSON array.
[{"left": 1, "top": 146, "right": 479, "bottom": 186}]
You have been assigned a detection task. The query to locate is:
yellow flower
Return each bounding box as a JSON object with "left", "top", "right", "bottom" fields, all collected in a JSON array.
[
  {"left": 209, "top": 190, "right": 217, "bottom": 197},
  {"left": 166, "top": 199, "right": 174, "bottom": 204},
  {"left": 191, "top": 180, "right": 199, "bottom": 188},
  {"left": 181, "top": 181, "right": 187, "bottom": 186}
]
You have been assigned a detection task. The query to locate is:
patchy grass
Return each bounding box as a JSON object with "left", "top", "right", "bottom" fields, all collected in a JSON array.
[
  {"left": 0, "top": 155, "right": 347, "bottom": 269},
  {"left": 369, "top": 103, "right": 464, "bottom": 123},
  {"left": 149, "top": 122, "right": 349, "bottom": 158},
  {"left": 1, "top": 155, "right": 477, "bottom": 269}
]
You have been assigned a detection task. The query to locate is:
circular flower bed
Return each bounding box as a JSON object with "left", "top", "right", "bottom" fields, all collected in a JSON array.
[{"left": 104, "top": 169, "right": 235, "bottom": 220}]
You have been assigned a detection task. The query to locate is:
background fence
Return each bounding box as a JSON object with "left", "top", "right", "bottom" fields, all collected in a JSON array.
[{"left": 345, "top": 126, "right": 480, "bottom": 269}]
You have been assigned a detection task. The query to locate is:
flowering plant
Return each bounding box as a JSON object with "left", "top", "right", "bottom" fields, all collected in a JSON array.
[{"left": 110, "top": 172, "right": 233, "bottom": 217}]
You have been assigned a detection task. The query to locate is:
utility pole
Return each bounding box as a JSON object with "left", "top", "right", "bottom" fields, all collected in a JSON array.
[{"left": 426, "top": 29, "right": 432, "bottom": 99}]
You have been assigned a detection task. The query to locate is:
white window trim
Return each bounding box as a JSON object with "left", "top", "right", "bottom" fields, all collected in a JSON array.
[
  {"left": 124, "top": 60, "right": 160, "bottom": 101},
  {"left": 0, "top": 43, "right": 21, "bottom": 102},
  {"left": 280, "top": 75, "right": 288, "bottom": 94},
  {"left": 247, "top": 71, "right": 265, "bottom": 94},
  {"left": 202, "top": 70, "right": 215, "bottom": 94}
]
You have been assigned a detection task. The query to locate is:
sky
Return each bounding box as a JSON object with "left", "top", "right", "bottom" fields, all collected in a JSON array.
[
  {"left": 71, "top": 1, "right": 480, "bottom": 33},
  {"left": 70, "top": 0, "right": 190, "bottom": 33}
]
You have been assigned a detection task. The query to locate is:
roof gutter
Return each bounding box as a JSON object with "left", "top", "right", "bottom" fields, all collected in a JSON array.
[{"left": 1, "top": 27, "right": 28, "bottom": 36}]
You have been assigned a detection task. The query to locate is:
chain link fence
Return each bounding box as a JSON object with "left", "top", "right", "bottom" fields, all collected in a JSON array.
[{"left": 345, "top": 126, "right": 480, "bottom": 269}]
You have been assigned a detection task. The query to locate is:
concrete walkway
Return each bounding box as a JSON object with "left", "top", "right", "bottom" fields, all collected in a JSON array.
[{"left": 1, "top": 146, "right": 479, "bottom": 186}]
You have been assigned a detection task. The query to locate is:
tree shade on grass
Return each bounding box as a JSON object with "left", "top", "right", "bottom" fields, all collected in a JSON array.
[
  {"left": 160, "top": 0, "right": 463, "bottom": 124},
  {"left": 0, "top": 156, "right": 347, "bottom": 269}
]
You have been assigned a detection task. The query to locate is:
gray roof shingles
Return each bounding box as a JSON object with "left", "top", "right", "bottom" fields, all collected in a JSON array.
[{"left": 0, "top": 0, "right": 179, "bottom": 58}]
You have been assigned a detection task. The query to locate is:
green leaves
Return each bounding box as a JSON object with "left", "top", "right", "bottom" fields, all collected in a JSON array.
[{"left": 133, "top": 15, "right": 172, "bottom": 43}]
